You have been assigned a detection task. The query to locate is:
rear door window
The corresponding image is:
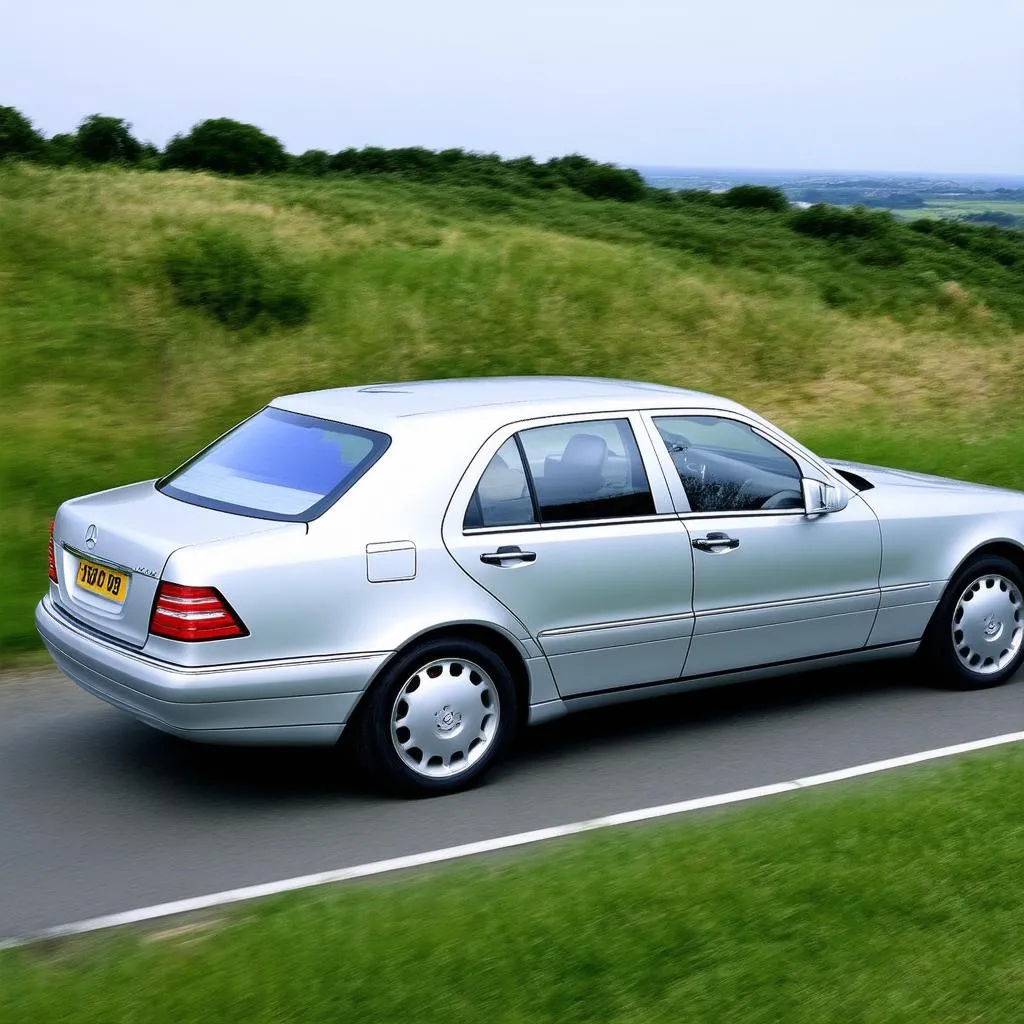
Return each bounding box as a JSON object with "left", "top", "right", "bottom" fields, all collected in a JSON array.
[
  {"left": 517, "top": 419, "right": 655, "bottom": 523},
  {"left": 159, "top": 407, "right": 390, "bottom": 521}
]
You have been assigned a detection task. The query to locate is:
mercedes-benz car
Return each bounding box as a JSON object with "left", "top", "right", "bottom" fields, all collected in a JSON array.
[{"left": 36, "top": 377, "right": 1024, "bottom": 794}]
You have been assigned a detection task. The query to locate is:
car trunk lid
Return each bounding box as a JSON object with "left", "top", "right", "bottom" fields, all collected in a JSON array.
[{"left": 53, "top": 481, "right": 302, "bottom": 647}]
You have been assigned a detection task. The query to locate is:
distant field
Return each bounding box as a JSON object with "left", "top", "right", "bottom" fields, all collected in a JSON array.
[
  {"left": 1, "top": 163, "right": 1023, "bottom": 656},
  {"left": 891, "top": 198, "right": 1024, "bottom": 221}
]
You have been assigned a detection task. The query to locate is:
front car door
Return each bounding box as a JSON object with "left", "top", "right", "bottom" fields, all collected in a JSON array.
[
  {"left": 642, "top": 411, "right": 883, "bottom": 678},
  {"left": 444, "top": 413, "right": 695, "bottom": 697}
]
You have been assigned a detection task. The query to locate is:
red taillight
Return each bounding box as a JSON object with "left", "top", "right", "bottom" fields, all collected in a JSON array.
[
  {"left": 149, "top": 583, "right": 248, "bottom": 642},
  {"left": 48, "top": 520, "right": 58, "bottom": 584}
]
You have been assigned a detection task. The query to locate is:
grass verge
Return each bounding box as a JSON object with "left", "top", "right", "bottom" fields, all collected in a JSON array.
[{"left": 4, "top": 745, "right": 1024, "bottom": 1022}]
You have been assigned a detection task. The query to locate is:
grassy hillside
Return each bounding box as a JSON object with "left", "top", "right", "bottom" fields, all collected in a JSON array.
[{"left": 2, "top": 163, "right": 1023, "bottom": 655}]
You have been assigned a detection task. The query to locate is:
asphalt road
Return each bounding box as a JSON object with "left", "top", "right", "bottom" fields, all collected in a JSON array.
[{"left": 2, "top": 662, "right": 1022, "bottom": 939}]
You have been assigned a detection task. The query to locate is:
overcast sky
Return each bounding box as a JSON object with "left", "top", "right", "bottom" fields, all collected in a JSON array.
[{"left": 2, "top": 0, "right": 1021, "bottom": 174}]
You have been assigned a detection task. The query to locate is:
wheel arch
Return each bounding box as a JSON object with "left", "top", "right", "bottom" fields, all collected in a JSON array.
[
  {"left": 924, "top": 538, "right": 1024, "bottom": 639},
  {"left": 351, "top": 622, "right": 534, "bottom": 730},
  {"left": 949, "top": 539, "right": 1024, "bottom": 585}
]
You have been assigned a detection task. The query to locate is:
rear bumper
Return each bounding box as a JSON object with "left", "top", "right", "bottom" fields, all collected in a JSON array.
[{"left": 35, "top": 595, "right": 389, "bottom": 745}]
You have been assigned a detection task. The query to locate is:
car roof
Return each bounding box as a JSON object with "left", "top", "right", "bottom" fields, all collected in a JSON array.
[{"left": 271, "top": 376, "right": 746, "bottom": 432}]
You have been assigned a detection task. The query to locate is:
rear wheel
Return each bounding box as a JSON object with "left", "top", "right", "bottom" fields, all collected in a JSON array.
[
  {"left": 923, "top": 556, "right": 1024, "bottom": 690},
  {"left": 352, "top": 638, "right": 517, "bottom": 796}
]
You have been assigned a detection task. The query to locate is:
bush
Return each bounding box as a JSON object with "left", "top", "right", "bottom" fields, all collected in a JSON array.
[
  {"left": 721, "top": 185, "right": 789, "bottom": 212},
  {"left": 791, "top": 203, "right": 890, "bottom": 240},
  {"left": 164, "top": 227, "right": 312, "bottom": 330},
  {"left": 0, "top": 106, "right": 45, "bottom": 160},
  {"left": 162, "top": 119, "right": 288, "bottom": 175},
  {"left": 294, "top": 149, "right": 330, "bottom": 176},
  {"left": 75, "top": 115, "right": 142, "bottom": 164},
  {"left": 545, "top": 154, "right": 647, "bottom": 202},
  {"left": 44, "top": 133, "right": 78, "bottom": 166}
]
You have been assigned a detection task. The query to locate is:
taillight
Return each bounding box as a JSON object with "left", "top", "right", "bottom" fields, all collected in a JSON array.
[
  {"left": 48, "top": 520, "right": 58, "bottom": 584},
  {"left": 149, "top": 583, "right": 248, "bottom": 641}
]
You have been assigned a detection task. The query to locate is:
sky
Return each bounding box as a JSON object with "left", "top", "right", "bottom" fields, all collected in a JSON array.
[{"left": 2, "top": 0, "right": 1022, "bottom": 175}]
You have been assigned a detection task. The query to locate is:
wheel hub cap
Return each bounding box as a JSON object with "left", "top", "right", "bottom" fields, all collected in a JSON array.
[
  {"left": 390, "top": 658, "right": 500, "bottom": 779},
  {"left": 434, "top": 705, "right": 463, "bottom": 735},
  {"left": 952, "top": 574, "right": 1023, "bottom": 675}
]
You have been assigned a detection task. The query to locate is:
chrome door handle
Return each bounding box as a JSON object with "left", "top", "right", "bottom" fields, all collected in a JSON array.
[
  {"left": 480, "top": 545, "right": 537, "bottom": 566},
  {"left": 692, "top": 532, "right": 740, "bottom": 553}
]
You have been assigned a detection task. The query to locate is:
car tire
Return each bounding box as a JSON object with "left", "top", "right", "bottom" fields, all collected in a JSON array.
[
  {"left": 350, "top": 637, "right": 518, "bottom": 797},
  {"left": 922, "top": 555, "right": 1024, "bottom": 690}
]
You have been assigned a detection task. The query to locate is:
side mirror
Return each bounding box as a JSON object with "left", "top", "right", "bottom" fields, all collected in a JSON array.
[{"left": 801, "top": 478, "right": 849, "bottom": 515}]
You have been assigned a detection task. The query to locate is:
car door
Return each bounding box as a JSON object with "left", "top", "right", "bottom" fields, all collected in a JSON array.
[
  {"left": 643, "top": 411, "right": 882, "bottom": 678},
  {"left": 443, "top": 414, "right": 695, "bottom": 697}
]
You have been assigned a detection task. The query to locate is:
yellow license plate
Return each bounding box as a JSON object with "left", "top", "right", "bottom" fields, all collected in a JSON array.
[{"left": 76, "top": 558, "right": 129, "bottom": 604}]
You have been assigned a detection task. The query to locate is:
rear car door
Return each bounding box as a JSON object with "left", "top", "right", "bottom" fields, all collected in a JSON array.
[
  {"left": 643, "top": 412, "right": 882, "bottom": 678},
  {"left": 444, "top": 414, "right": 695, "bottom": 697}
]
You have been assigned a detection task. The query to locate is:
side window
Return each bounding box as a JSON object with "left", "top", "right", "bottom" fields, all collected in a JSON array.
[
  {"left": 517, "top": 419, "right": 655, "bottom": 523},
  {"left": 463, "top": 438, "right": 535, "bottom": 530},
  {"left": 653, "top": 415, "right": 803, "bottom": 513}
]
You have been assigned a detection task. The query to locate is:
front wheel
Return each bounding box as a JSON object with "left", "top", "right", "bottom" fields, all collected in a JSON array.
[
  {"left": 351, "top": 638, "right": 517, "bottom": 796},
  {"left": 923, "top": 556, "right": 1024, "bottom": 690}
]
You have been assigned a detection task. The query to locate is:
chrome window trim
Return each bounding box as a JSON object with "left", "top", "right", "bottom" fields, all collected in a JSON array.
[
  {"left": 677, "top": 508, "right": 808, "bottom": 521},
  {"left": 462, "top": 512, "right": 681, "bottom": 536}
]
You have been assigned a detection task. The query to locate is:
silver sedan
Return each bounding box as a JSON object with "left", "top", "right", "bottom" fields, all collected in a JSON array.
[{"left": 37, "top": 377, "right": 1024, "bottom": 794}]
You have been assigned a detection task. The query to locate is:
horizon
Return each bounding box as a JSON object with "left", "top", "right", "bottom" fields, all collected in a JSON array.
[{"left": 3, "top": 0, "right": 1021, "bottom": 177}]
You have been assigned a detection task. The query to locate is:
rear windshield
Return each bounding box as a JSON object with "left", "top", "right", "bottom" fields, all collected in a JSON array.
[{"left": 159, "top": 407, "right": 390, "bottom": 521}]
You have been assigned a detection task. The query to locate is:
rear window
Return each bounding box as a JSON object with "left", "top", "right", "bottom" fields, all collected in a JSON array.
[{"left": 159, "top": 407, "right": 390, "bottom": 521}]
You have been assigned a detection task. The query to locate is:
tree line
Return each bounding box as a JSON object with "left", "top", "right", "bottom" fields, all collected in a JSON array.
[
  {"left": 0, "top": 105, "right": 659, "bottom": 202},
  {"left": 0, "top": 106, "right": 828, "bottom": 210}
]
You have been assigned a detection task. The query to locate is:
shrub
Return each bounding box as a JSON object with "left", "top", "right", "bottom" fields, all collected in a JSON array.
[
  {"left": 721, "top": 185, "right": 789, "bottom": 212},
  {"left": 162, "top": 119, "right": 288, "bottom": 175},
  {"left": 791, "top": 203, "right": 890, "bottom": 240},
  {"left": 294, "top": 149, "right": 331, "bottom": 176},
  {"left": 0, "top": 106, "right": 45, "bottom": 160},
  {"left": 43, "top": 133, "right": 78, "bottom": 166},
  {"left": 545, "top": 154, "right": 647, "bottom": 202},
  {"left": 75, "top": 115, "right": 142, "bottom": 164},
  {"left": 164, "top": 227, "right": 312, "bottom": 330}
]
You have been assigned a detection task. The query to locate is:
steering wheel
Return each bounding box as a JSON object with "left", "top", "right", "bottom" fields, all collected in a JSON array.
[{"left": 760, "top": 489, "right": 804, "bottom": 510}]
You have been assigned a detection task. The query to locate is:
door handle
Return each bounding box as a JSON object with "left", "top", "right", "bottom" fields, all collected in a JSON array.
[
  {"left": 480, "top": 545, "right": 538, "bottom": 566},
  {"left": 692, "top": 532, "right": 740, "bottom": 553}
]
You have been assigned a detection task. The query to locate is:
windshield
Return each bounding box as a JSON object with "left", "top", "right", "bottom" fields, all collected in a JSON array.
[{"left": 159, "top": 407, "right": 390, "bottom": 521}]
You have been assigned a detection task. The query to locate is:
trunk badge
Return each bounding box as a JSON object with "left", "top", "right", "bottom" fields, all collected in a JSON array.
[{"left": 85, "top": 524, "right": 98, "bottom": 549}]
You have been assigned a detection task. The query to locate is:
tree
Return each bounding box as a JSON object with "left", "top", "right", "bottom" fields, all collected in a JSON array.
[
  {"left": 162, "top": 119, "right": 288, "bottom": 175},
  {"left": 720, "top": 185, "right": 790, "bottom": 212},
  {"left": 0, "top": 105, "right": 45, "bottom": 160},
  {"left": 74, "top": 115, "right": 143, "bottom": 164}
]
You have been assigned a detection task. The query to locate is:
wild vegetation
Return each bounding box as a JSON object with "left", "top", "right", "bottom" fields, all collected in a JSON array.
[{"left": 1, "top": 138, "right": 1023, "bottom": 655}]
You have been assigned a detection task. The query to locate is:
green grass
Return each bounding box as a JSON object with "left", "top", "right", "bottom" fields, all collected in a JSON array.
[
  {"left": 5, "top": 745, "right": 1024, "bottom": 1022},
  {"left": 2, "top": 163, "right": 1023, "bottom": 657},
  {"left": 891, "top": 199, "right": 1024, "bottom": 221}
]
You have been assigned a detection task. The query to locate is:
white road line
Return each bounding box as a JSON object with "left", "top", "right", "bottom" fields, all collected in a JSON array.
[{"left": 3, "top": 729, "right": 1023, "bottom": 951}]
